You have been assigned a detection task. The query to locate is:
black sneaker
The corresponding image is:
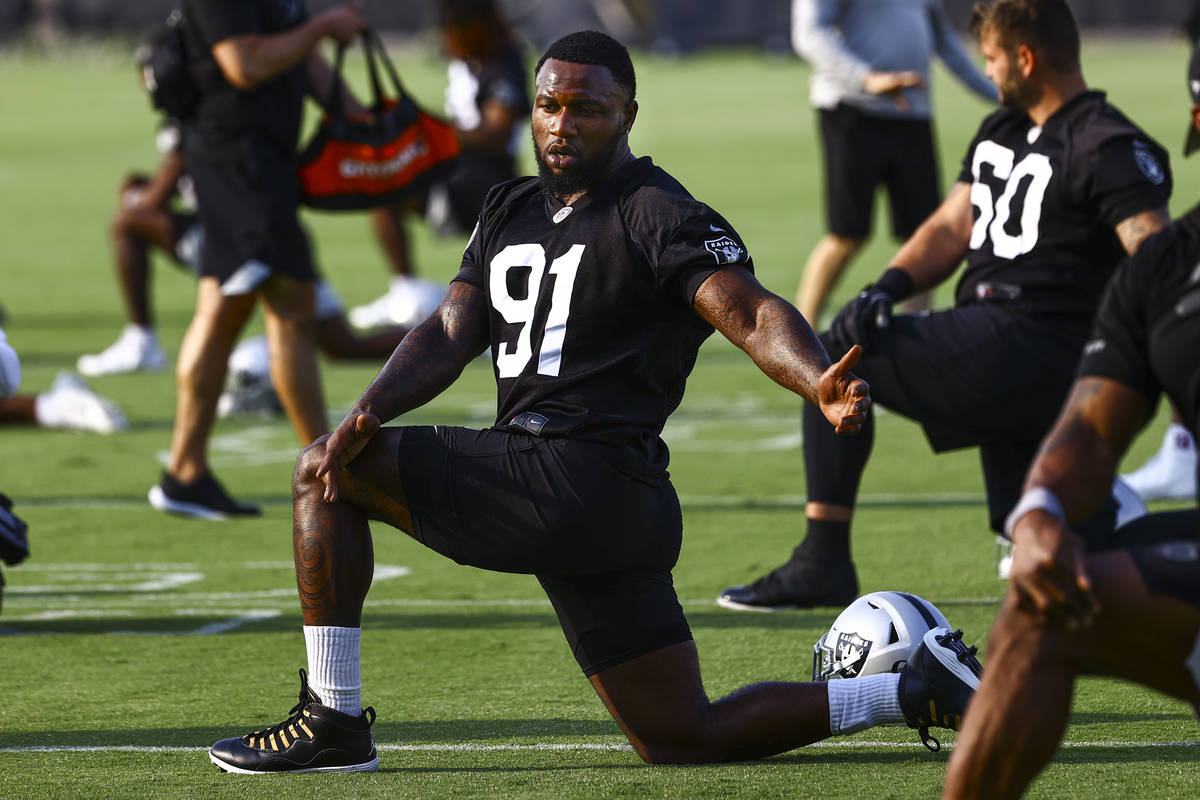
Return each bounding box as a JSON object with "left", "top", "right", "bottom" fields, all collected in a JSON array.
[
  {"left": 148, "top": 472, "right": 261, "bottom": 520},
  {"left": 717, "top": 557, "right": 858, "bottom": 611},
  {"left": 898, "top": 627, "right": 983, "bottom": 751},
  {"left": 209, "top": 669, "right": 379, "bottom": 774}
]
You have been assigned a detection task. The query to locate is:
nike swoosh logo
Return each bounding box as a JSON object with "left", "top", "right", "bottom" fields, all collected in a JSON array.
[{"left": 709, "top": 224, "right": 726, "bottom": 233}]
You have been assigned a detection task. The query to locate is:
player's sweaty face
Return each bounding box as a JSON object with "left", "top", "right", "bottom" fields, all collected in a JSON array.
[{"left": 532, "top": 59, "right": 631, "bottom": 188}]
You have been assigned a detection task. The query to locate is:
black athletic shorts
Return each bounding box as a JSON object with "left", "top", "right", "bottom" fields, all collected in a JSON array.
[
  {"left": 822, "top": 304, "right": 1089, "bottom": 532},
  {"left": 185, "top": 136, "right": 315, "bottom": 293},
  {"left": 393, "top": 426, "right": 694, "bottom": 676},
  {"left": 818, "top": 104, "right": 940, "bottom": 240},
  {"left": 1119, "top": 512, "right": 1200, "bottom": 608}
]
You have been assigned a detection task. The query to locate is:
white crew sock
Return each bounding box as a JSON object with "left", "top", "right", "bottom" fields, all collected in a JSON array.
[
  {"left": 826, "top": 673, "right": 904, "bottom": 735},
  {"left": 303, "top": 625, "right": 363, "bottom": 716}
]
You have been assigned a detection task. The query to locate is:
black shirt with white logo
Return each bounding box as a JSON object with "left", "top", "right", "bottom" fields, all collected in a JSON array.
[
  {"left": 1079, "top": 202, "right": 1200, "bottom": 443},
  {"left": 955, "top": 91, "right": 1171, "bottom": 316},
  {"left": 454, "top": 156, "right": 752, "bottom": 476},
  {"left": 182, "top": 0, "right": 309, "bottom": 154}
]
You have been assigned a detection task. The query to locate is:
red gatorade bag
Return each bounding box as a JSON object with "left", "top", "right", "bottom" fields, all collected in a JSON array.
[{"left": 298, "top": 30, "right": 461, "bottom": 210}]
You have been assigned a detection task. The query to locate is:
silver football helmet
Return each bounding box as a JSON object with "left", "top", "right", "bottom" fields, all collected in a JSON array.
[{"left": 812, "top": 591, "right": 951, "bottom": 681}]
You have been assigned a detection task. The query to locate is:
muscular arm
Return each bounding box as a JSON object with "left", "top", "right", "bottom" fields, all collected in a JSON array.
[
  {"left": 210, "top": 4, "right": 365, "bottom": 91},
  {"left": 1114, "top": 207, "right": 1170, "bottom": 256},
  {"left": 1006, "top": 376, "right": 1150, "bottom": 624},
  {"left": 350, "top": 281, "right": 490, "bottom": 424},
  {"left": 1022, "top": 376, "right": 1151, "bottom": 522},
  {"left": 887, "top": 182, "right": 974, "bottom": 292},
  {"left": 694, "top": 267, "right": 869, "bottom": 433}
]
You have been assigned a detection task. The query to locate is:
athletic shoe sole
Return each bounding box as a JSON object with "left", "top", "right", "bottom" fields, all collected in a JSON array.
[
  {"left": 148, "top": 485, "right": 229, "bottom": 521},
  {"left": 208, "top": 752, "right": 380, "bottom": 774},
  {"left": 715, "top": 594, "right": 796, "bottom": 612},
  {"left": 922, "top": 628, "right": 982, "bottom": 690}
]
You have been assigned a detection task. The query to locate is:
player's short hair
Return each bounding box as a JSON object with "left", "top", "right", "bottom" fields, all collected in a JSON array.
[
  {"left": 535, "top": 31, "right": 636, "bottom": 103},
  {"left": 969, "top": 0, "right": 1081, "bottom": 74}
]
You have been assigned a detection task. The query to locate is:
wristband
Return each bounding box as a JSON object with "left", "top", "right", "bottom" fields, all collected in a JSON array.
[
  {"left": 874, "top": 268, "right": 915, "bottom": 301},
  {"left": 1003, "top": 486, "right": 1066, "bottom": 540}
]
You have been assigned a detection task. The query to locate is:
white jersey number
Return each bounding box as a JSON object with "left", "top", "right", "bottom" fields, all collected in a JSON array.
[
  {"left": 969, "top": 140, "right": 1053, "bottom": 260},
  {"left": 490, "top": 243, "right": 584, "bottom": 378}
]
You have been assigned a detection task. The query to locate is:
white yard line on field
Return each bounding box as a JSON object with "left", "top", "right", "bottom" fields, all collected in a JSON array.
[{"left": 2, "top": 739, "right": 1198, "bottom": 755}]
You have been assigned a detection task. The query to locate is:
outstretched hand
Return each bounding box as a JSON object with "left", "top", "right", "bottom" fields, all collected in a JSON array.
[
  {"left": 1009, "top": 513, "right": 1100, "bottom": 629},
  {"left": 817, "top": 345, "right": 870, "bottom": 434},
  {"left": 315, "top": 409, "right": 381, "bottom": 502}
]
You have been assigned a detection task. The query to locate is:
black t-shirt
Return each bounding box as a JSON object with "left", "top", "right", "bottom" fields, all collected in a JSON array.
[
  {"left": 454, "top": 156, "right": 753, "bottom": 476},
  {"left": 182, "top": 0, "right": 309, "bottom": 154},
  {"left": 955, "top": 91, "right": 1171, "bottom": 317},
  {"left": 1079, "top": 202, "right": 1200, "bottom": 447}
]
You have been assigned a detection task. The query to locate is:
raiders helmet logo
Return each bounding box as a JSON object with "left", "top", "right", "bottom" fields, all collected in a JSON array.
[
  {"left": 834, "top": 631, "right": 873, "bottom": 677},
  {"left": 704, "top": 235, "right": 745, "bottom": 265}
]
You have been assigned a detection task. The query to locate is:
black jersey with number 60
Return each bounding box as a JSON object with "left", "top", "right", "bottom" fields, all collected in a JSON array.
[
  {"left": 955, "top": 91, "right": 1171, "bottom": 316},
  {"left": 454, "top": 156, "right": 753, "bottom": 474}
]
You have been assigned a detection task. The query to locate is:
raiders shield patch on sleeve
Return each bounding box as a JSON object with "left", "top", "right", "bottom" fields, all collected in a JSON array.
[{"left": 704, "top": 235, "right": 746, "bottom": 265}]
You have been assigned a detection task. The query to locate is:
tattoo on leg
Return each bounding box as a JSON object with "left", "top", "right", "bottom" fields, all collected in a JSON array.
[{"left": 293, "top": 486, "right": 373, "bottom": 627}]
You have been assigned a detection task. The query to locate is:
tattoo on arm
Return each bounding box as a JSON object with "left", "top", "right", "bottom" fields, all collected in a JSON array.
[
  {"left": 1115, "top": 207, "right": 1170, "bottom": 255},
  {"left": 695, "top": 269, "right": 829, "bottom": 404},
  {"left": 357, "top": 284, "right": 489, "bottom": 421}
]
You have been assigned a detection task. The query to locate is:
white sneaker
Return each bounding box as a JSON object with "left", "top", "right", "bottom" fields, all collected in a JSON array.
[
  {"left": 77, "top": 325, "right": 167, "bottom": 377},
  {"left": 35, "top": 372, "right": 129, "bottom": 434},
  {"left": 1121, "top": 423, "right": 1198, "bottom": 501},
  {"left": 348, "top": 278, "right": 446, "bottom": 330}
]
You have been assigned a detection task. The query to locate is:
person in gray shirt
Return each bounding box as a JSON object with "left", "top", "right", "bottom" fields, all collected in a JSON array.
[{"left": 791, "top": 0, "right": 996, "bottom": 325}]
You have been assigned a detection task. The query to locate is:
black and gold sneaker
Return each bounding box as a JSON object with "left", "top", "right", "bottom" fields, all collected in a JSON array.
[
  {"left": 209, "top": 669, "right": 379, "bottom": 774},
  {"left": 898, "top": 627, "right": 983, "bottom": 752}
]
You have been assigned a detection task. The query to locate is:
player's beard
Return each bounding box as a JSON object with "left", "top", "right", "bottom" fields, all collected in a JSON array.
[
  {"left": 998, "top": 70, "right": 1042, "bottom": 111},
  {"left": 533, "top": 129, "right": 623, "bottom": 198}
]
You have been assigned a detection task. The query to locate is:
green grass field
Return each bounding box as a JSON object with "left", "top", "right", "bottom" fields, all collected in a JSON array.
[{"left": 1, "top": 33, "right": 1198, "bottom": 799}]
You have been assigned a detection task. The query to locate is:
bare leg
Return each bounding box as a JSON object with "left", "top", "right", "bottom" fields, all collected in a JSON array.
[
  {"left": 943, "top": 552, "right": 1200, "bottom": 800},
  {"left": 795, "top": 233, "right": 865, "bottom": 326},
  {"left": 315, "top": 315, "right": 408, "bottom": 361},
  {"left": 291, "top": 430, "right": 415, "bottom": 626},
  {"left": 0, "top": 396, "right": 37, "bottom": 425},
  {"left": 259, "top": 277, "right": 326, "bottom": 446},
  {"left": 166, "top": 278, "right": 256, "bottom": 482},
  {"left": 111, "top": 207, "right": 177, "bottom": 328},
  {"left": 590, "top": 641, "right": 831, "bottom": 764},
  {"left": 371, "top": 205, "right": 414, "bottom": 278}
]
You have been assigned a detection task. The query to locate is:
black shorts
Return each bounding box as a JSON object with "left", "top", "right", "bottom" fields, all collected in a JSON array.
[
  {"left": 822, "top": 304, "right": 1089, "bottom": 531},
  {"left": 1121, "top": 512, "right": 1200, "bottom": 609},
  {"left": 393, "top": 426, "right": 693, "bottom": 675},
  {"left": 185, "top": 136, "right": 315, "bottom": 293},
  {"left": 818, "top": 104, "right": 940, "bottom": 240}
]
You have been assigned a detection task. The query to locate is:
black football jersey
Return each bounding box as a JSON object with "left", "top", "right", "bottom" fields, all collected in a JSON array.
[
  {"left": 1079, "top": 202, "right": 1200, "bottom": 453},
  {"left": 454, "top": 156, "right": 753, "bottom": 474},
  {"left": 955, "top": 91, "right": 1171, "bottom": 316},
  {"left": 183, "top": 0, "right": 309, "bottom": 153}
]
